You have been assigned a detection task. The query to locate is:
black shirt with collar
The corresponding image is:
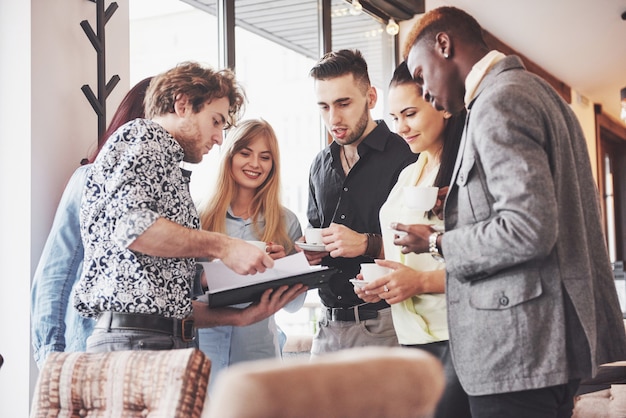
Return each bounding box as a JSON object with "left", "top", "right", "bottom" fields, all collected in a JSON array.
[{"left": 307, "top": 120, "right": 417, "bottom": 308}]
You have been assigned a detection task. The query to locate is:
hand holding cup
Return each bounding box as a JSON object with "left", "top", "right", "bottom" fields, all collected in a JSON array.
[{"left": 304, "top": 228, "right": 324, "bottom": 245}]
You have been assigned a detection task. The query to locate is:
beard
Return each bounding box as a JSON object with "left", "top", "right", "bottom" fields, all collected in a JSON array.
[
  {"left": 176, "top": 119, "right": 204, "bottom": 163},
  {"left": 333, "top": 102, "right": 369, "bottom": 146}
]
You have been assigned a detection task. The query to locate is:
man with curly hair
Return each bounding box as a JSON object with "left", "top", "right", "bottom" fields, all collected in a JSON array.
[{"left": 75, "top": 62, "right": 305, "bottom": 352}]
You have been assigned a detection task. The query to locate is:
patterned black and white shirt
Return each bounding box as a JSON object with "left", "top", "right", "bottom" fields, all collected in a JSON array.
[{"left": 75, "top": 119, "right": 198, "bottom": 319}]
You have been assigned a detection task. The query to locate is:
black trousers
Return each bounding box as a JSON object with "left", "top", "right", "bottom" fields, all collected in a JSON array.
[
  {"left": 468, "top": 379, "right": 581, "bottom": 418},
  {"left": 405, "top": 341, "right": 472, "bottom": 418}
]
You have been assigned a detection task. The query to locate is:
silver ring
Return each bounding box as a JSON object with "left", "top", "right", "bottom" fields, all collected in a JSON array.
[{"left": 383, "top": 285, "right": 389, "bottom": 292}]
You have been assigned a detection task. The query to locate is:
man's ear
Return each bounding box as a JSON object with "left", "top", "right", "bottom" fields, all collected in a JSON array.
[
  {"left": 367, "top": 85, "right": 378, "bottom": 109},
  {"left": 436, "top": 32, "right": 452, "bottom": 59},
  {"left": 173, "top": 95, "right": 189, "bottom": 117}
]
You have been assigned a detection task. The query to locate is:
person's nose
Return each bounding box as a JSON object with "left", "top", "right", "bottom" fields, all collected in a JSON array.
[
  {"left": 328, "top": 107, "right": 341, "bottom": 126},
  {"left": 249, "top": 154, "right": 260, "bottom": 168},
  {"left": 214, "top": 130, "right": 223, "bottom": 146},
  {"left": 397, "top": 118, "right": 410, "bottom": 135}
]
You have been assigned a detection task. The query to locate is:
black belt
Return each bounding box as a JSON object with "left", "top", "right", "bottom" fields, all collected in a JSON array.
[
  {"left": 95, "top": 311, "right": 194, "bottom": 342},
  {"left": 324, "top": 301, "right": 388, "bottom": 322}
]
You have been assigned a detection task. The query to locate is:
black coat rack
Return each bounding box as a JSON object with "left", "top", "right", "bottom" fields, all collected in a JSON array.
[{"left": 81, "top": 0, "right": 120, "bottom": 148}]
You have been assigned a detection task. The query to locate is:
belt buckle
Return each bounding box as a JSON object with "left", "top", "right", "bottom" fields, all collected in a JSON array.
[{"left": 181, "top": 317, "right": 194, "bottom": 342}]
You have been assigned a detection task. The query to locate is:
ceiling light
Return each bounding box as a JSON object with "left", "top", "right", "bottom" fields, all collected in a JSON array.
[
  {"left": 350, "top": 0, "right": 363, "bottom": 15},
  {"left": 386, "top": 18, "right": 399, "bottom": 36}
]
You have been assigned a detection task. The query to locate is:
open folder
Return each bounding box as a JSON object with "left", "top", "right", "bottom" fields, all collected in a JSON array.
[{"left": 199, "top": 252, "right": 336, "bottom": 308}]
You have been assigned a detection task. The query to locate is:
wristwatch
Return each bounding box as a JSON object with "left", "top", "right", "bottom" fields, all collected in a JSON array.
[{"left": 429, "top": 231, "right": 444, "bottom": 262}]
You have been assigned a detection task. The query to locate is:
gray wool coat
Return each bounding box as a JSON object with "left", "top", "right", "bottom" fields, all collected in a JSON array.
[{"left": 442, "top": 55, "right": 626, "bottom": 396}]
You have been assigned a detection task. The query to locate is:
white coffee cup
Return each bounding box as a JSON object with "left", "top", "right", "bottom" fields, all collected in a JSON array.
[
  {"left": 403, "top": 186, "right": 438, "bottom": 211},
  {"left": 360, "top": 263, "right": 391, "bottom": 282},
  {"left": 304, "top": 228, "right": 324, "bottom": 245},
  {"left": 246, "top": 240, "right": 267, "bottom": 252}
]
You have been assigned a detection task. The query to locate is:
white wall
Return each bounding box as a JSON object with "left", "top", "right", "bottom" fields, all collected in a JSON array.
[
  {"left": 0, "top": 1, "right": 129, "bottom": 414},
  {"left": 0, "top": 1, "right": 32, "bottom": 415},
  {"left": 31, "top": 1, "right": 130, "bottom": 270}
]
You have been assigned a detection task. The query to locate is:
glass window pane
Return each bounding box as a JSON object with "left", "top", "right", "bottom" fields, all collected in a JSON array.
[
  {"left": 130, "top": 0, "right": 220, "bottom": 205},
  {"left": 605, "top": 153, "right": 617, "bottom": 262},
  {"left": 127, "top": 0, "right": 398, "bottom": 338},
  {"left": 130, "top": 0, "right": 218, "bottom": 81},
  {"left": 233, "top": 0, "right": 325, "bottom": 334},
  {"left": 331, "top": 0, "right": 395, "bottom": 122},
  {"left": 234, "top": 0, "right": 323, "bottom": 228}
]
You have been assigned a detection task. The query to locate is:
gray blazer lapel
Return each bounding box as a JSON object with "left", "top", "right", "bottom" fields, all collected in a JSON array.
[
  {"left": 448, "top": 55, "right": 525, "bottom": 190},
  {"left": 449, "top": 109, "right": 470, "bottom": 187}
]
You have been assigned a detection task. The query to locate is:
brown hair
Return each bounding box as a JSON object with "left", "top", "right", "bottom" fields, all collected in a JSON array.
[
  {"left": 402, "top": 6, "right": 486, "bottom": 59},
  {"left": 389, "top": 61, "right": 466, "bottom": 188},
  {"left": 309, "top": 49, "right": 371, "bottom": 94},
  {"left": 144, "top": 61, "right": 246, "bottom": 128},
  {"left": 198, "top": 119, "right": 295, "bottom": 254}
]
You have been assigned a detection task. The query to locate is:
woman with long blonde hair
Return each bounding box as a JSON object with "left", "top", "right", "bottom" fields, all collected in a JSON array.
[
  {"left": 197, "top": 118, "right": 304, "bottom": 388},
  {"left": 199, "top": 119, "right": 298, "bottom": 254}
]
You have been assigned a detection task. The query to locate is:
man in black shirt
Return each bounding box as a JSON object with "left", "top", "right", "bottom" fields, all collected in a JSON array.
[{"left": 303, "top": 49, "right": 417, "bottom": 355}]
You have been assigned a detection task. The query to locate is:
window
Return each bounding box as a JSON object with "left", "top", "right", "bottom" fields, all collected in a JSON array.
[
  {"left": 130, "top": 0, "right": 221, "bottom": 204},
  {"left": 331, "top": 0, "right": 394, "bottom": 123},
  {"left": 129, "top": 0, "right": 397, "bottom": 338},
  {"left": 233, "top": 2, "right": 322, "bottom": 228}
]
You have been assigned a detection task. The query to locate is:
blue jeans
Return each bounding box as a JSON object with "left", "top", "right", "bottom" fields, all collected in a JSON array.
[{"left": 86, "top": 328, "right": 194, "bottom": 352}]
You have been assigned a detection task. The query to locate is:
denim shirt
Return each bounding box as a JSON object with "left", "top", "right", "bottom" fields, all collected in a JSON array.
[
  {"left": 197, "top": 207, "right": 304, "bottom": 389},
  {"left": 31, "top": 165, "right": 95, "bottom": 368}
]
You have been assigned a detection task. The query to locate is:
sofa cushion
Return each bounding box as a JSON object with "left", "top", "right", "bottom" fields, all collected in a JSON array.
[
  {"left": 206, "top": 346, "right": 444, "bottom": 418},
  {"left": 573, "top": 384, "right": 626, "bottom": 418},
  {"left": 30, "top": 348, "right": 211, "bottom": 418}
]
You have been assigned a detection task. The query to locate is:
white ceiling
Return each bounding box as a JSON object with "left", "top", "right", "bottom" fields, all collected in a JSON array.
[{"left": 427, "top": 0, "right": 626, "bottom": 124}]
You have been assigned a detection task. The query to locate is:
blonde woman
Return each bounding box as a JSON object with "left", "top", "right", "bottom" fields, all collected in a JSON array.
[{"left": 197, "top": 118, "right": 305, "bottom": 388}]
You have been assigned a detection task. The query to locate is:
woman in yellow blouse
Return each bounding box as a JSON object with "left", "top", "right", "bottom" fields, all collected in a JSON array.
[{"left": 354, "top": 62, "right": 469, "bottom": 418}]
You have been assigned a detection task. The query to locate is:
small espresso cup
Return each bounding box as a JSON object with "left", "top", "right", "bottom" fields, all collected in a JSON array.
[
  {"left": 246, "top": 240, "right": 267, "bottom": 252},
  {"left": 360, "top": 263, "right": 391, "bottom": 282},
  {"left": 304, "top": 228, "right": 324, "bottom": 245},
  {"left": 403, "top": 186, "right": 438, "bottom": 211}
]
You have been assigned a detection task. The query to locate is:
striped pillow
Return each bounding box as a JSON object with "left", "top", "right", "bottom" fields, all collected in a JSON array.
[{"left": 30, "top": 348, "right": 210, "bottom": 418}]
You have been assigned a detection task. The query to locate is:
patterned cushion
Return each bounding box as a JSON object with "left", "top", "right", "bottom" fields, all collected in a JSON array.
[
  {"left": 30, "top": 348, "right": 210, "bottom": 418},
  {"left": 573, "top": 384, "right": 626, "bottom": 418}
]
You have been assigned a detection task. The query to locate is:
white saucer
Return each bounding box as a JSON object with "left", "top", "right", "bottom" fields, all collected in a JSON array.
[
  {"left": 296, "top": 242, "right": 327, "bottom": 252},
  {"left": 349, "top": 279, "right": 371, "bottom": 288},
  {"left": 389, "top": 228, "right": 408, "bottom": 237},
  {"left": 389, "top": 225, "right": 445, "bottom": 236},
  {"left": 432, "top": 225, "right": 445, "bottom": 232}
]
